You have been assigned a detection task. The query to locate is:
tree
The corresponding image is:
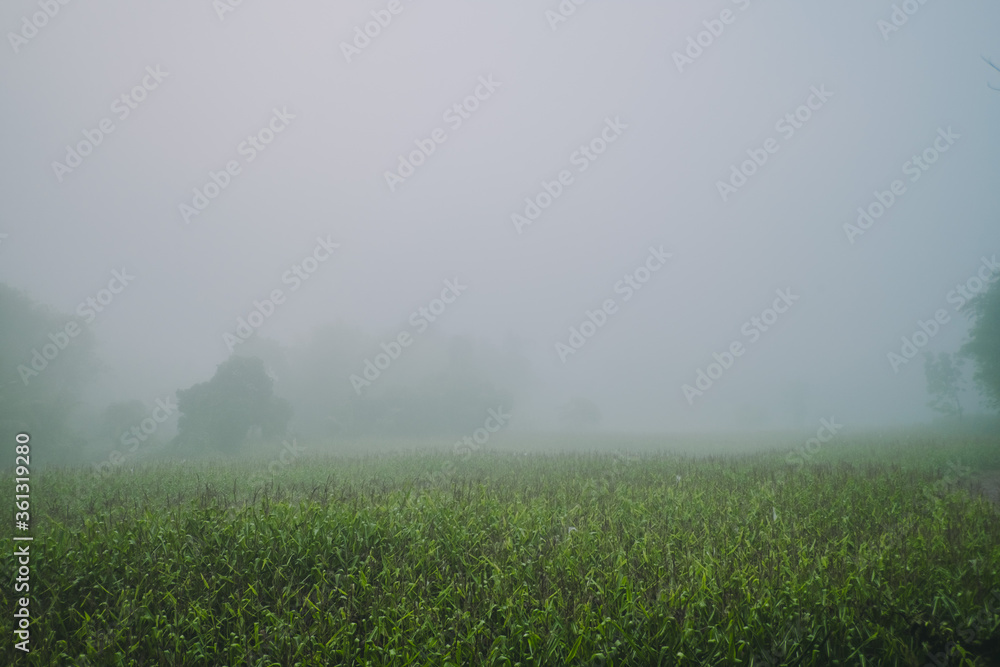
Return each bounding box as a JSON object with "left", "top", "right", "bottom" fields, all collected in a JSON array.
[
  {"left": 275, "top": 326, "right": 527, "bottom": 439},
  {"left": 175, "top": 356, "right": 292, "bottom": 453},
  {"left": 0, "top": 283, "right": 100, "bottom": 461},
  {"left": 960, "top": 278, "right": 1000, "bottom": 412},
  {"left": 923, "top": 352, "right": 964, "bottom": 417},
  {"left": 281, "top": 322, "right": 372, "bottom": 438},
  {"left": 232, "top": 335, "right": 286, "bottom": 385}
]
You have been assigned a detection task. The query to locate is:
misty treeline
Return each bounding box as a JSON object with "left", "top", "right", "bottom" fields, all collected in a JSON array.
[
  {"left": 2, "top": 272, "right": 998, "bottom": 466},
  {"left": 223, "top": 326, "right": 533, "bottom": 442},
  {"left": 914, "top": 61, "right": 1000, "bottom": 420},
  {"left": 923, "top": 279, "right": 1000, "bottom": 418},
  {"left": 1, "top": 281, "right": 584, "bottom": 464}
]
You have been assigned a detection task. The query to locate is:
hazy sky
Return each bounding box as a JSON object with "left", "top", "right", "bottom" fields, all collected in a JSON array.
[{"left": 2, "top": 1, "right": 999, "bottom": 432}]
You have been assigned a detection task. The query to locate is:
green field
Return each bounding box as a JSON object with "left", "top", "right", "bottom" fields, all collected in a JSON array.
[{"left": 4, "top": 432, "right": 1000, "bottom": 666}]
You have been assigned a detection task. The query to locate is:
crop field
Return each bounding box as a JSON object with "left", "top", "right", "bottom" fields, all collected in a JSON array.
[{"left": 3, "top": 432, "right": 1000, "bottom": 666}]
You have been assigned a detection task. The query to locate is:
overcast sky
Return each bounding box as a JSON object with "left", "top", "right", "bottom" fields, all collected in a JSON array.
[{"left": 2, "top": 0, "right": 999, "bottom": 432}]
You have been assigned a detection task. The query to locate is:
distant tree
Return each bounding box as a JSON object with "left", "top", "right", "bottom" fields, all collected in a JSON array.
[
  {"left": 369, "top": 373, "right": 511, "bottom": 437},
  {"left": 558, "top": 397, "right": 602, "bottom": 430},
  {"left": 923, "top": 352, "right": 964, "bottom": 417},
  {"left": 960, "top": 278, "right": 1000, "bottom": 412},
  {"left": 175, "top": 356, "right": 292, "bottom": 453},
  {"left": 0, "top": 283, "right": 100, "bottom": 457},
  {"left": 279, "top": 326, "right": 524, "bottom": 439},
  {"left": 282, "top": 322, "right": 372, "bottom": 438},
  {"left": 232, "top": 336, "right": 286, "bottom": 385}
]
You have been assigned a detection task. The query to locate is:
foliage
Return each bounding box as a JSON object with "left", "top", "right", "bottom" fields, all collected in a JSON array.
[
  {"left": 175, "top": 355, "right": 293, "bottom": 453},
  {"left": 0, "top": 282, "right": 99, "bottom": 460},
  {"left": 923, "top": 351, "right": 964, "bottom": 416},
  {"left": 8, "top": 433, "right": 1000, "bottom": 666},
  {"left": 272, "top": 328, "right": 526, "bottom": 439},
  {"left": 961, "top": 278, "right": 1000, "bottom": 411}
]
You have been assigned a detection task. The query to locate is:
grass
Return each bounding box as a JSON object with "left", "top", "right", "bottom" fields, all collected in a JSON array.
[{"left": 3, "top": 432, "right": 999, "bottom": 666}]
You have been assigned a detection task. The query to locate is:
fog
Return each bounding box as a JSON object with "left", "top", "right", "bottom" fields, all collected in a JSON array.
[{"left": 2, "top": 1, "right": 999, "bottom": 458}]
